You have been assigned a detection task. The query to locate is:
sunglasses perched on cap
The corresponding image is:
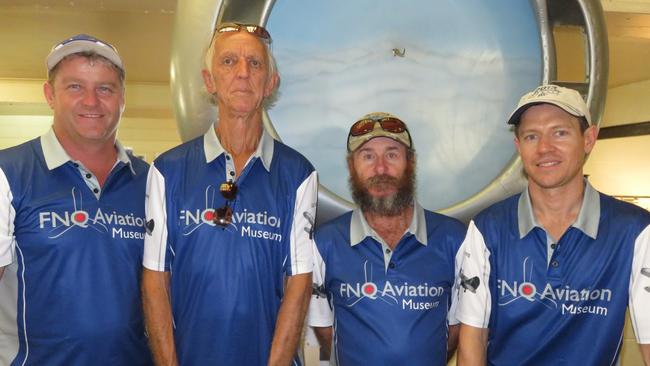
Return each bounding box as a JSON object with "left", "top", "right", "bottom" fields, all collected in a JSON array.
[
  {"left": 214, "top": 22, "right": 272, "bottom": 43},
  {"left": 213, "top": 181, "right": 238, "bottom": 228},
  {"left": 347, "top": 115, "right": 413, "bottom": 152},
  {"left": 349, "top": 117, "right": 409, "bottom": 137},
  {"left": 51, "top": 34, "right": 117, "bottom": 52}
]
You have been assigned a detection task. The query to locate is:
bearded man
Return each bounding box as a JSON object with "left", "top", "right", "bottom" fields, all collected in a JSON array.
[{"left": 307, "top": 112, "right": 466, "bottom": 366}]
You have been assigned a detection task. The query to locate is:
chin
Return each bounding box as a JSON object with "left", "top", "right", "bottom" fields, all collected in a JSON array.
[
  {"left": 530, "top": 177, "right": 569, "bottom": 190},
  {"left": 369, "top": 190, "right": 397, "bottom": 198}
]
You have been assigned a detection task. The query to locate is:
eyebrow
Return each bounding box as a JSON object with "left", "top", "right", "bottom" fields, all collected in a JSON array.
[{"left": 357, "top": 145, "right": 402, "bottom": 155}]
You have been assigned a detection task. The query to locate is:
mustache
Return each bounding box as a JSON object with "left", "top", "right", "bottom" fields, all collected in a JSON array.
[{"left": 365, "top": 175, "right": 399, "bottom": 188}]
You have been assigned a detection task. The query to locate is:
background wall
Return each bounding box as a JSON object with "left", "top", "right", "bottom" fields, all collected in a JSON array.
[{"left": 0, "top": 1, "right": 648, "bottom": 364}]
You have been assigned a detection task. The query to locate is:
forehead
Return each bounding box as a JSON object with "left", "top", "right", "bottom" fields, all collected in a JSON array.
[
  {"left": 518, "top": 103, "right": 580, "bottom": 129},
  {"left": 53, "top": 55, "right": 122, "bottom": 83},
  {"left": 212, "top": 31, "right": 268, "bottom": 56},
  {"left": 355, "top": 137, "right": 406, "bottom": 154}
]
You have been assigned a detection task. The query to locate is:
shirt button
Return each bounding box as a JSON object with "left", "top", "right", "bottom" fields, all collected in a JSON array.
[
  {"left": 225, "top": 155, "right": 231, "bottom": 160},
  {"left": 73, "top": 163, "right": 79, "bottom": 167},
  {"left": 385, "top": 248, "right": 391, "bottom": 254},
  {"left": 85, "top": 173, "right": 92, "bottom": 179},
  {"left": 93, "top": 188, "right": 99, "bottom": 194},
  {"left": 551, "top": 260, "right": 559, "bottom": 268},
  {"left": 229, "top": 171, "right": 235, "bottom": 176},
  {"left": 388, "top": 262, "right": 395, "bottom": 269},
  {"left": 550, "top": 243, "right": 557, "bottom": 250}
]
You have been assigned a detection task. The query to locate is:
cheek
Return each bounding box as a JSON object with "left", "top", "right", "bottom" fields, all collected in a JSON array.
[{"left": 355, "top": 164, "right": 373, "bottom": 179}]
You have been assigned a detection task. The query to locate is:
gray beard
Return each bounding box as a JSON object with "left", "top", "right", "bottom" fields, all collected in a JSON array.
[{"left": 349, "top": 165, "right": 416, "bottom": 217}]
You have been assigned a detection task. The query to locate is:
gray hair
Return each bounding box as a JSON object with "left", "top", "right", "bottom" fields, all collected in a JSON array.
[{"left": 203, "top": 32, "right": 280, "bottom": 109}]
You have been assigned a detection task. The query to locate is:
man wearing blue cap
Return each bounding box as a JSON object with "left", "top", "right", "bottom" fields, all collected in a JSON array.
[
  {"left": 0, "top": 34, "right": 152, "bottom": 365},
  {"left": 456, "top": 85, "right": 650, "bottom": 365},
  {"left": 308, "top": 112, "right": 466, "bottom": 365}
]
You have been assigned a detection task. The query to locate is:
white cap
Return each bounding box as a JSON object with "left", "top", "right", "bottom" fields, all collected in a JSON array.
[
  {"left": 46, "top": 34, "right": 123, "bottom": 75},
  {"left": 507, "top": 84, "right": 591, "bottom": 125}
]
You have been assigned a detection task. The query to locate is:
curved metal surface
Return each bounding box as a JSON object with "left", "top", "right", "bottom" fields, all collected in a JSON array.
[
  {"left": 578, "top": 0, "right": 609, "bottom": 126},
  {"left": 441, "top": 0, "right": 608, "bottom": 220},
  {"left": 170, "top": 0, "right": 608, "bottom": 223}
]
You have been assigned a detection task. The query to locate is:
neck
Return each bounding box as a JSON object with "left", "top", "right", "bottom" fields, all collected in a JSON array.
[
  {"left": 528, "top": 178, "right": 585, "bottom": 240},
  {"left": 55, "top": 133, "right": 118, "bottom": 188},
  {"left": 363, "top": 206, "right": 413, "bottom": 250},
  {"left": 215, "top": 113, "right": 263, "bottom": 178}
]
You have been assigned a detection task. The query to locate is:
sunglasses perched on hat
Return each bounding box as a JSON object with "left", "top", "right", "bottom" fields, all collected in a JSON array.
[
  {"left": 347, "top": 112, "right": 413, "bottom": 152},
  {"left": 213, "top": 22, "right": 272, "bottom": 44}
]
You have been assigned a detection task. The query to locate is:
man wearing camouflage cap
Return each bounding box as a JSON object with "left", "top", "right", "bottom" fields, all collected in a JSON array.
[{"left": 308, "top": 112, "right": 466, "bottom": 365}]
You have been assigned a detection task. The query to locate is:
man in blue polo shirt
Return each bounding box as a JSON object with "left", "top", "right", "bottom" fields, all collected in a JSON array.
[
  {"left": 456, "top": 85, "right": 650, "bottom": 365},
  {"left": 308, "top": 112, "right": 466, "bottom": 365},
  {"left": 0, "top": 34, "right": 152, "bottom": 365},
  {"left": 141, "top": 23, "right": 317, "bottom": 365}
]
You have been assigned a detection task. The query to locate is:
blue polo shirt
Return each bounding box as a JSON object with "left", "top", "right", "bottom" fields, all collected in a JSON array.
[
  {"left": 456, "top": 181, "right": 650, "bottom": 365},
  {"left": 308, "top": 203, "right": 466, "bottom": 366},
  {"left": 0, "top": 129, "right": 152, "bottom": 366},
  {"left": 143, "top": 126, "right": 317, "bottom": 365}
]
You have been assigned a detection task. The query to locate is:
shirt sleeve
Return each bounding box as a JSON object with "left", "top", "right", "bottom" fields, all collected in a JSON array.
[
  {"left": 307, "top": 239, "right": 333, "bottom": 327},
  {"left": 455, "top": 220, "right": 492, "bottom": 329},
  {"left": 287, "top": 170, "right": 318, "bottom": 275},
  {"left": 448, "top": 242, "right": 464, "bottom": 326},
  {"left": 143, "top": 163, "right": 170, "bottom": 272},
  {"left": 0, "top": 168, "right": 16, "bottom": 267},
  {"left": 629, "top": 224, "right": 650, "bottom": 344}
]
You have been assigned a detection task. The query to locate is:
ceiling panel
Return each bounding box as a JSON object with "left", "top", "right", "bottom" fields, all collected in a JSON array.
[
  {"left": 0, "top": 0, "right": 176, "bottom": 13},
  {"left": 0, "top": 1, "right": 648, "bottom": 87}
]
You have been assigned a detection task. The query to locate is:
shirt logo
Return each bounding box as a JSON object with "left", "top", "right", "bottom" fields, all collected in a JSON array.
[
  {"left": 303, "top": 210, "right": 315, "bottom": 239},
  {"left": 497, "top": 257, "right": 613, "bottom": 316},
  {"left": 459, "top": 270, "right": 480, "bottom": 293},
  {"left": 642, "top": 268, "right": 650, "bottom": 293},
  {"left": 179, "top": 185, "right": 282, "bottom": 242},
  {"left": 530, "top": 85, "right": 561, "bottom": 98},
  {"left": 145, "top": 219, "right": 155, "bottom": 235},
  {"left": 339, "top": 260, "right": 444, "bottom": 311},
  {"left": 641, "top": 268, "right": 650, "bottom": 278},
  {"left": 38, "top": 187, "right": 145, "bottom": 240}
]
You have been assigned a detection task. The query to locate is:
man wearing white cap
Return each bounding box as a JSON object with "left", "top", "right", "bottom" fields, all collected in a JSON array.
[
  {"left": 308, "top": 112, "right": 466, "bottom": 365},
  {"left": 0, "top": 34, "right": 152, "bottom": 365},
  {"left": 456, "top": 85, "right": 650, "bottom": 365}
]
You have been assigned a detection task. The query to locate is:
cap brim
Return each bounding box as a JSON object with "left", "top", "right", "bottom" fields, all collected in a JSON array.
[{"left": 507, "top": 101, "right": 587, "bottom": 125}]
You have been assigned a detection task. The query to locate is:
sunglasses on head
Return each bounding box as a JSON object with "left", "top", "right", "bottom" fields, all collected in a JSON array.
[
  {"left": 215, "top": 22, "right": 272, "bottom": 44},
  {"left": 213, "top": 181, "right": 238, "bottom": 228},
  {"left": 349, "top": 117, "right": 408, "bottom": 137}
]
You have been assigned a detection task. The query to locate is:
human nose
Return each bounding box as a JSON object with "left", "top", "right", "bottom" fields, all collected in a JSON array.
[
  {"left": 235, "top": 59, "right": 250, "bottom": 78},
  {"left": 537, "top": 134, "right": 554, "bottom": 153},
  {"left": 374, "top": 156, "right": 388, "bottom": 175},
  {"left": 81, "top": 89, "right": 99, "bottom": 107}
]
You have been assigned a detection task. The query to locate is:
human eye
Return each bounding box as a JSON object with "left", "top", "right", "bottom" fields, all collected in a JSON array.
[
  {"left": 249, "top": 58, "right": 263, "bottom": 68},
  {"left": 554, "top": 129, "right": 569, "bottom": 137},
  {"left": 221, "top": 56, "right": 236, "bottom": 66},
  {"left": 386, "top": 151, "right": 399, "bottom": 160},
  {"left": 66, "top": 83, "right": 81, "bottom": 91},
  {"left": 522, "top": 133, "right": 537, "bottom": 142},
  {"left": 97, "top": 85, "right": 115, "bottom": 95},
  {"left": 361, "top": 152, "right": 375, "bottom": 161}
]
